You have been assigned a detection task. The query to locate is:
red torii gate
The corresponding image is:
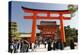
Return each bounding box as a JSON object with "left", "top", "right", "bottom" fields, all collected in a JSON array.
[{"left": 22, "top": 7, "right": 73, "bottom": 43}]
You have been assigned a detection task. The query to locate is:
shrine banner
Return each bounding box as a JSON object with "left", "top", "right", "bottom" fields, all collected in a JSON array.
[{"left": 8, "top": 1, "right": 78, "bottom": 53}]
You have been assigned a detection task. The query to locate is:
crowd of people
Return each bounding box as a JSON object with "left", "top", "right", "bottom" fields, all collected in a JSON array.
[
  {"left": 44, "top": 38, "right": 75, "bottom": 51},
  {"left": 9, "top": 38, "right": 76, "bottom": 53},
  {"left": 47, "top": 39, "right": 64, "bottom": 51},
  {"left": 9, "top": 39, "right": 29, "bottom": 53}
]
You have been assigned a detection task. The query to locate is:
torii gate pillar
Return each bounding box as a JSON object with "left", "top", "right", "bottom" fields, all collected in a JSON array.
[
  {"left": 60, "top": 14, "right": 66, "bottom": 43},
  {"left": 31, "top": 12, "right": 37, "bottom": 43}
]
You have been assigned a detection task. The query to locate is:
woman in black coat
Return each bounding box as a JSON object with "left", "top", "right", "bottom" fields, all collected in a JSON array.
[
  {"left": 53, "top": 41, "right": 56, "bottom": 50},
  {"left": 70, "top": 39, "right": 75, "bottom": 49},
  {"left": 47, "top": 39, "right": 52, "bottom": 51}
]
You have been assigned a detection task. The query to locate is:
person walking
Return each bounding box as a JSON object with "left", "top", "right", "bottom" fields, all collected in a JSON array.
[
  {"left": 37, "top": 40, "right": 40, "bottom": 47},
  {"left": 57, "top": 39, "right": 64, "bottom": 50},
  {"left": 44, "top": 41, "right": 47, "bottom": 48},
  {"left": 55, "top": 40, "right": 59, "bottom": 49},
  {"left": 52, "top": 40, "right": 56, "bottom": 50},
  {"left": 13, "top": 40, "right": 18, "bottom": 53},
  {"left": 20, "top": 40, "right": 24, "bottom": 52},
  {"left": 70, "top": 39, "right": 75, "bottom": 49},
  {"left": 32, "top": 43, "right": 35, "bottom": 52},
  {"left": 25, "top": 41, "right": 29, "bottom": 52},
  {"left": 10, "top": 41, "right": 14, "bottom": 53},
  {"left": 47, "top": 39, "right": 52, "bottom": 51},
  {"left": 59, "top": 40, "right": 64, "bottom": 50},
  {"left": 22, "top": 40, "right": 29, "bottom": 52}
]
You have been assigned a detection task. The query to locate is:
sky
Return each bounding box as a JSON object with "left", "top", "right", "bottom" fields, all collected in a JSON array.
[{"left": 10, "top": 1, "right": 78, "bottom": 33}]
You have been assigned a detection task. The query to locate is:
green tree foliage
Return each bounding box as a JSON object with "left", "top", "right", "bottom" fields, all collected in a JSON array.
[
  {"left": 64, "top": 25, "right": 78, "bottom": 42},
  {"left": 56, "top": 25, "right": 78, "bottom": 42},
  {"left": 68, "top": 5, "right": 78, "bottom": 12}
]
